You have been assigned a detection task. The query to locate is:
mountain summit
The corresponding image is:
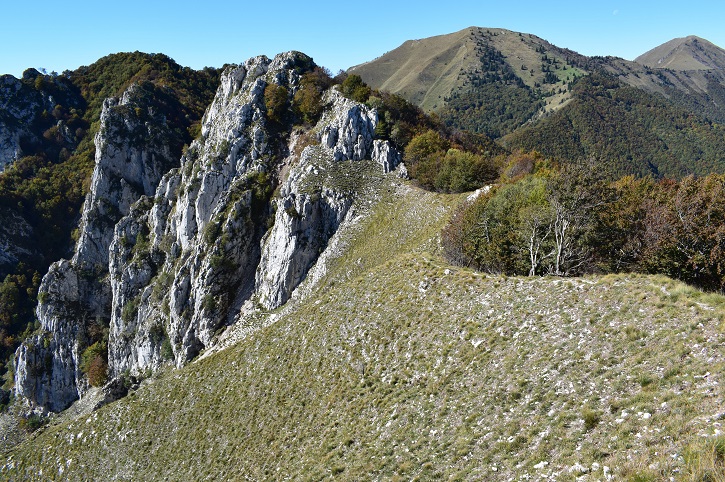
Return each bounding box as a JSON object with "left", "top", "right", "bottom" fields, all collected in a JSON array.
[
  {"left": 349, "top": 26, "right": 588, "bottom": 138},
  {"left": 635, "top": 35, "right": 725, "bottom": 70}
]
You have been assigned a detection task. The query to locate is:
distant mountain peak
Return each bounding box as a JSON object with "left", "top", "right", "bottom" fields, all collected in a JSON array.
[{"left": 635, "top": 35, "right": 725, "bottom": 70}]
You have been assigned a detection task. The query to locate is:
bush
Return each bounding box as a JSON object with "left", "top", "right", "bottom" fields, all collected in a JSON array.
[
  {"left": 264, "top": 83, "right": 290, "bottom": 126},
  {"left": 582, "top": 408, "right": 600, "bottom": 431},
  {"left": 405, "top": 131, "right": 498, "bottom": 192},
  {"left": 161, "top": 338, "right": 174, "bottom": 361},
  {"left": 293, "top": 67, "right": 333, "bottom": 125},
  {"left": 86, "top": 355, "right": 108, "bottom": 387},
  {"left": 339, "top": 74, "right": 371, "bottom": 103},
  {"left": 20, "top": 414, "right": 46, "bottom": 432},
  {"left": 121, "top": 295, "right": 141, "bottom": 323}
]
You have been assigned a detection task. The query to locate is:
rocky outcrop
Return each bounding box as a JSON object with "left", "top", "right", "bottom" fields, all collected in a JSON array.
[
  {"left": 13, "top": 260, "right": 84, "bottom": 412},
  {"left": 0, "top": 209, "right": 36, "bottom": 278},
  {"left": 106, "top": 52, "right": 309, "bottom": 376},
  {"left": 14, "top": 83, "right": 181, "bottom": 412},
  {"left": 255, "top": 91, "right": 394, "bottom": 309},
  {"left": 0, "top": 70, "right": 81, "bottom": 172},
  {"left": 0, "top": 74, "right": 38, "bottom": 171},
  {"left": 255, "top": 159, "right": 353, "bottom": 310},
  {"left": 320, "top": 90, "right": 377, "bottom": 162},
  {"left": 74, "top": 85, "right": 177, "bottom": 271},
  {"left": 14, "top": 51, "right": 404, "bottom": 413},
  {"left": 372, "top": 139, "right": 402, "bottom": 173}
]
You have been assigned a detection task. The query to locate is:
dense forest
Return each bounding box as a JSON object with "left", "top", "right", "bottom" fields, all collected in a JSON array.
[
  {"left": 438, "top": 43, "right": 543, "bottom": 139},
  {"left": 505, "top": 73, "right": 725, "bottom": 179}
]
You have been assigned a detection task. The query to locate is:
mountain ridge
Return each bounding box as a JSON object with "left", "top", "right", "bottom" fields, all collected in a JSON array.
[
  {"left": 635, "top": 35, "right": 725, "bottom": 70},
  {"left": 351, "top": 27, "right": 725, "bottom": 177},
  {"left": 351, "top": 27, "right": 725, "bottom": 129},
  {"left": 349, "top": 26, "right": 588, "bottom": 126},
  {"left": 2, "top": 34, "right": 725, "bottom": 481}
]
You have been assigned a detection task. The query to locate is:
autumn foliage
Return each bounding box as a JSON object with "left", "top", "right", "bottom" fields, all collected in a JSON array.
[{"left": 443, "top": 161, "right": 725, "bottom": 292}]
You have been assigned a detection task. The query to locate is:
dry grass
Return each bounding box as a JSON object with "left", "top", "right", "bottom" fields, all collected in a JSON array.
[{"left": 3, "top": 177, "right": 724, "bottom": 481}]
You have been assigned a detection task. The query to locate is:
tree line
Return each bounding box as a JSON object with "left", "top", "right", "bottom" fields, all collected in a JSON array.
[{"left": 442, "top": 158, "right": 725, "bottom": 292}]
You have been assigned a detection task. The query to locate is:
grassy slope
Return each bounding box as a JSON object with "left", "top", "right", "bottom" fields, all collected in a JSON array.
[
  {"left": 350, "top": 27, "right": 587, "bottom": 115},
  {"left": 349, "top": 28, "right": 477, "bottom": 112},
  {"left": 635, "top": 36, "right": 725, "bottom": 71},
  {"left": 3, "top": 173, "right": 725, "bottom": 481}
]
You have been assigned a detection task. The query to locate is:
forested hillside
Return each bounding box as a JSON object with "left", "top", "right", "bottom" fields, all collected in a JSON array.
[
  {"left": 352, "top": 28, "right": 725, "bottom": 179},
  {"left": 503, "top": 74, "right": 725, "bottom": 178}
]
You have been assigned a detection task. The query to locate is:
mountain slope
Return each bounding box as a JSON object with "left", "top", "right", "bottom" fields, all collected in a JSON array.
[
  {"left": 350, "top": 27, "right": 588, "bottom": 138},
  {"left": 503, "top": 73, "right": 725, "bottom": 178},
  {"left": 349, "top": 27, "right": 476, "bottom": 112},
  {"left": 3, "top": 177, "right": 724, "bottom": 481},
  {"left": 352, "top": 28, "right": 725, "bottom": 174},
  {"left": 636, "top": 35, "right": 725, "bottom": 70}
]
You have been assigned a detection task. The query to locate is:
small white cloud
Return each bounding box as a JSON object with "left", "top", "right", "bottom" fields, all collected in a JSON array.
[{"left": 613, "top": 9, "right": 620, "bottom": 15}]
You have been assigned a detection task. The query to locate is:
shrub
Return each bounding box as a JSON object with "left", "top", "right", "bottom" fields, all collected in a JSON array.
[
  {"left": 80, "top": 340, "right": 108, "bottom": 387},
  {"left": 264, "top": 83, "right": 290, "bottom": 126},
  {"left": 161, "top": 338, "right": 174, "bottom": 361},
  {"left": 86, "top": 355, "right": 108, "bottom": 387},
  {"left": 121, "top": 295, "right": 141, "bottom": 323},
  {"left": 582, "top": 408, "right": 600, "bottom": 431},
  {"left": 20, "top": 414, "right": 46, "bottom": 432},
  {"left": 293, "top": 67, "right": 333, "bottom": 125},
  {"left": 339, "top": 74, "right": 371, "bottom": 103}
]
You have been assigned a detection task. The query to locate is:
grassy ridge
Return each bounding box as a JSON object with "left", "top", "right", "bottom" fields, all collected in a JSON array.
[{"left": 4, "top": 176, "right": 725, "bottom": 480}]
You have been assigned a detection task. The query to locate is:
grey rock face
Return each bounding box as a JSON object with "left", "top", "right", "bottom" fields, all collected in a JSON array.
[
  {"left": 13, "top": 260, "right": 84, "bottom": 412},
  {"left": 14, "top": 51, "right": 404, "bottom": 413},
  {"left": 14, "top": 84, "right": 181, "bottom": 412},
  {"left": 254, "top": 89, "right": 396, "bottom": 309},
  {"left": 0, "top": 71, "right": 81, "bottom": 172},
  {"left": 320, "top": 90, "right": 377, "bottom": 162},
  {"left": 255, "top": 170, "right": 352, "bottom": 310},
  {"left": 372, "top": 139, "right": 402, "bottom": 173},
  {"left": 107, "top": 52, "right": 307, "bottom": 376},
  {"left": 0, "top": 209, "right": 36, "bottom": 277},
  {"left": 0, "top": 75, "right": 38, "bottom": 171},
  {"left": 74, "top": 85, "right": 177, "bottom": 271}
]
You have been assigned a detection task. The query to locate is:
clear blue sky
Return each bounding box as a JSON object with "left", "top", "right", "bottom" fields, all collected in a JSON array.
[{"left": 2, "top": 1, "right": 723, "bottom": 77}]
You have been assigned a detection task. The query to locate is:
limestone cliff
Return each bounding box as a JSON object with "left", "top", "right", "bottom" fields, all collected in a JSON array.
[
  {"left": 14, "top": 83, "right": 181, "bottom": 412},
  {"left": 14, "top": 52, "right": 402, "bottom": 413}
]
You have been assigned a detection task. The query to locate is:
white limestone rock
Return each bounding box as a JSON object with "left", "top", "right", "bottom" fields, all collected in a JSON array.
[
  {"left": 14, "top": 83, "right": 181, "bottom": 413},
  {"left": 319, "top": 89, "right": 377, "bottom": 161},
  {"left": 15, "top": 50, "right": 405, "bottom": 412},
  {"left": 372, "top": 139, "right": 401, "bottom": 173},
  {"left": 256, "top": 182, "right": 352, "bottom": 310},
  {"left": 106, "top": 52, "right": 311, "bottom": 376}
]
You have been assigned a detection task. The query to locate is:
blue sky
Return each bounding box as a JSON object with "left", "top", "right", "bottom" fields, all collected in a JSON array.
[{"left": 2, "top": 1, "right": 723, "bottom": 77}]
